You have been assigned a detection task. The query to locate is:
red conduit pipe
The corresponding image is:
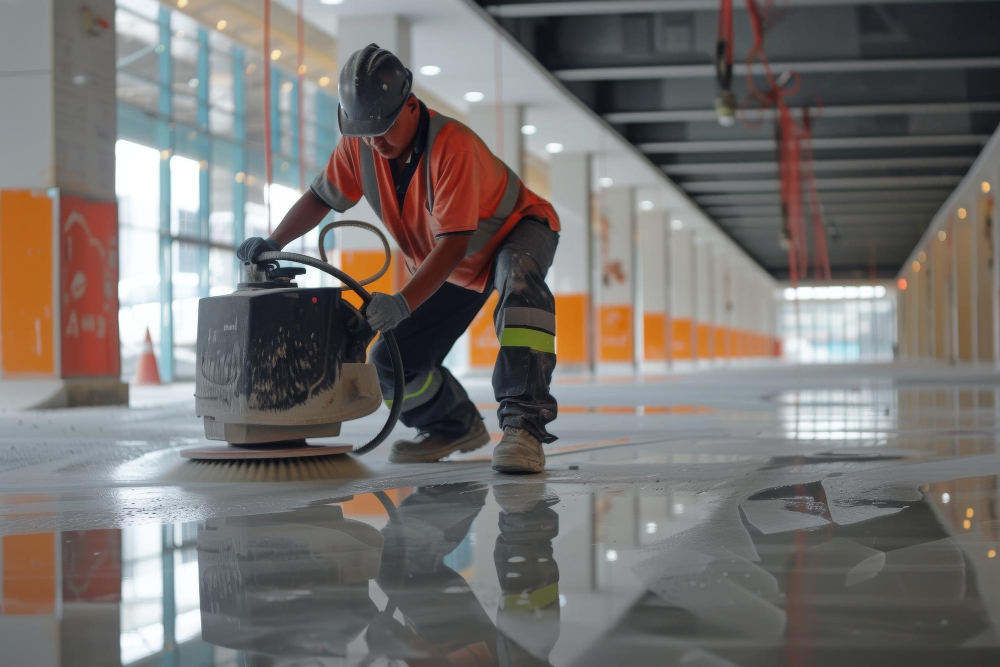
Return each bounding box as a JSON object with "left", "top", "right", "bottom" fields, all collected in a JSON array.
[
  {"left": 263, "top": 0, "right": 274, "bottom": 233},
  {"left": 802, "top": 107, "right": 831, "bottom": 281}
]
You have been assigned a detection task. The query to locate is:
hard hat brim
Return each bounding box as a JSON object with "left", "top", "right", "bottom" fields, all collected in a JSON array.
[{"left": 337, "top": 103, "right": 399, "bottom": 138}]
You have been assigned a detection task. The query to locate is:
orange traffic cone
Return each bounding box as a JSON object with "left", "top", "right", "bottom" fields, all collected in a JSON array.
[{"left": 133, "top": 328, "right": 161, "bottom": 385}]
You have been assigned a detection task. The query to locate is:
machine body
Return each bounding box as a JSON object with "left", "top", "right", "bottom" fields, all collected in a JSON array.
[{"left": 195, "top": 272, "right": 382, "bottom": 445}]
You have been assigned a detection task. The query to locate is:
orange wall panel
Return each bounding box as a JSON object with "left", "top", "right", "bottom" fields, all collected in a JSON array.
[
  {"left": 470, "top": 292, "right": 501, "bottom": 369},
  {"left": 1, "top": 190, "right": 54, "bottom": 376},
  {"left": 555, "top": 293, "right": 589, "bottom": 365},
  {"left": 714, "top": 327, "right": 728, "bottom": 358},
  {"left": 672, "top": 318, "right": 693, "bottom": 360},
  {"left": 339, "top": 249, "right": 396, "bottom": 308},
  {"left": 643, "top": 312, "right": 667, "bottom": 361},
  {"left": 2, "top": 533, "right": 56, "bottom": 615},
  {"left": 598, "top": 304, "right": 633, "bottom": 363},
  {"left": 696, "top": 324, "right": 713, "bottom": 359},
  {"left": 60, "top": 197, "right": 120, "bottom": 377}
]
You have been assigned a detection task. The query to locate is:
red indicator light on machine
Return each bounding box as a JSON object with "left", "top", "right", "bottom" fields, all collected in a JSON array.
[{"left": 312, "top": 297, "right": 318, "bottom": 304}]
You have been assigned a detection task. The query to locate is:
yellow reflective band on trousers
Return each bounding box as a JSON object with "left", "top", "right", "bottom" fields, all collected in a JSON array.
[
  {"left": 499, "top": 327, "right": 555, "bottom": 354},
  {"left": 384, "top": 370, "right": 437, "bottom": 408},
  {"left": 501, "top": 583, "right": 560, "bottom": 612}
]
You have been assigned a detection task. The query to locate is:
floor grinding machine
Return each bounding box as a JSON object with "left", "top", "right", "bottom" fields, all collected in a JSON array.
[{"left": 182, "top": 222, "right": 403, "bottom": 460}]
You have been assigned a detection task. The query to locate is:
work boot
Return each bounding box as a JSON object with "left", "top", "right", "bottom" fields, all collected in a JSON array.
[
  {"left": 388, "top": 418, "right": 490, "bottom": 463},
  {"left": 492, "top": 427, "right": 546, "bottom": 474}
]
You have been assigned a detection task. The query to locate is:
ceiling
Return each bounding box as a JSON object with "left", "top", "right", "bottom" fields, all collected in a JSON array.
[{"left": 474, "top": 0, "right": 1000, "bottom": 278}]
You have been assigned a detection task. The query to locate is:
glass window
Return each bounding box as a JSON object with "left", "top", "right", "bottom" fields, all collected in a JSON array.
[
  {"left": 170, "top": 154, "right": 200, "bottom": 237},
  {"left": 209, "top": 248, "right": 236, "bottom": 296},
  {"left": 116, "top": 140, "right": 162, "bottom": 378}
]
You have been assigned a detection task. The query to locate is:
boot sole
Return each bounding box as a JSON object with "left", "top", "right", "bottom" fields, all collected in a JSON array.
[
  {"left": 491, "top": 453, "right": 546, "bottom": 474},
  {"left": 388, "top": 429, "right": 491, "bottom": 463}
]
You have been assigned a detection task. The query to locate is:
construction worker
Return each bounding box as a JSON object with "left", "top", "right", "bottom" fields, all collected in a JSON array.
[{"left": 237, "top": 44, "right": 560, "bottom": 474}]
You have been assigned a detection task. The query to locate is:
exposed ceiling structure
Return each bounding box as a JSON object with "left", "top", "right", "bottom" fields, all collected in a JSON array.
[{"left": 475, "top": 0, "right": 1000, "bottom": 278}]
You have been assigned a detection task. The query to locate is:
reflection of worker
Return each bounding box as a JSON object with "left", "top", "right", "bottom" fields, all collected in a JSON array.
[
  {"left": 493, "top": 484, "right": 562, "bottom": 665},
  {"left": 237, "top": 44, "right": 560, "bottom": 473},
  {"left": 373, "top": 483, "right": 561, "bottom": 665},
  {"left": 197, "top": 505, "right": 384, "bottom": 661}
]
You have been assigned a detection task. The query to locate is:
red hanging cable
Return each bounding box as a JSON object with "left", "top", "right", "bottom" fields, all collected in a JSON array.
[
  {"left": 802, "top": 107, "right": 831, "bottom": 281},
  {"left": 297, "top": 0, "right": 305, "bottom": 194},
  {"left": 263, "top": 0, "right": 274, "bottom": 233}
]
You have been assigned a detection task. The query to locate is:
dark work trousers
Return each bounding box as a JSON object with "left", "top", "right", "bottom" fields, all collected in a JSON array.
[{"left": 371, "top": 217, "right": 559, "bottom": 443}]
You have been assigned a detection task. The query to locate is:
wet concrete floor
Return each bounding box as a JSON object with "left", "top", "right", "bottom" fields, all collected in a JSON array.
[{"left": 0, "top": 363, "right": 998, "bottom": 665}]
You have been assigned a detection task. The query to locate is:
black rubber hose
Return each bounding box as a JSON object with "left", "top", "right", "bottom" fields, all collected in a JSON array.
[{"left": 256, "top": 250, "right": 403, "bottom": 456}]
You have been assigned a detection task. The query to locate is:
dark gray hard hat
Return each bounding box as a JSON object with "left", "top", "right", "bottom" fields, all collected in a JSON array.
[{"left": 337, "top": 44, "right": 413, "bottom": 138}]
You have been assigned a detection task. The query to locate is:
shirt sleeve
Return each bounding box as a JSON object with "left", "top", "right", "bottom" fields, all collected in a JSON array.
[
  {"left": 309, "top": 138, "right": 362, "bottom": 212},
  {"left": 430, "top": 150, "right": 480, "bottom": 237}
]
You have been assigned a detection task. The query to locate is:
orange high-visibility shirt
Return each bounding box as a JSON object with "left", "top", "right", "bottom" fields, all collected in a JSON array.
[{"left": 310, "top": 107, "right": 559, "bottom": 292}]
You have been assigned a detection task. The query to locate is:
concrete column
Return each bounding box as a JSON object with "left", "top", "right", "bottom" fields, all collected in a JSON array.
[
  {"left": 669, "top": 223, "right": 695, "bottom": 366},
  {"left": 917, "top": 258, "right": 932, "bottom": 359},
  {"left": 548, "top": 153, "right": 592, "bottom": 371},
  {"left": 713, "top": 246, "right": 729, "bottom": 362},
  {"left": 467, "top": 104, "right": 523, "bottom": 176},
  {"left": 954, "top": 208, "right": 975, "bottom": 363},
  {"left": 638, "top": 209, "right": 668, "bottom": 369},
  {"left": 595, "top": 187, "right": 635, "bottom": 372},
  {"left": 992, "top": 165, "right": 1000, "bottom": 367},
  {"left": 976, "top": 190, "right": 994, "bottom": 363},
  {"left": 462, "top": 102, "right": 526, "bottom": 372},
  {"left": 694, "top": 239, "right": 715, "bottom": 364},
  {"left": 0, "top": 0, "right": 127, "bottom": 406}
]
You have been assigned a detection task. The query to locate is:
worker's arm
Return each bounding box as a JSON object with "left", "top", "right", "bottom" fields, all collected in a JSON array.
[
  {"left": 400, "top": 234, "right": 470, "bottom": 310},
  {"left": 364, "top": 234, "right": 470, "bottom": 332},
  {"left": 269, "top": 190, "right": 331, "bottom": 248}
]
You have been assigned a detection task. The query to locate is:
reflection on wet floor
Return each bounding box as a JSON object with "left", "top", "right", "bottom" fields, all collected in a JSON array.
[
  {"left": 3, "top": 369, "right": 1000, "bottom": 664},
  {"left": 3, "top": 472, "right": 999, "bottom": 666}
]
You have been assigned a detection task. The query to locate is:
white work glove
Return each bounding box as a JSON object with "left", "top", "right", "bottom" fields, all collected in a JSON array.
[{"left": 364, "top": 292, "right": 411, "bottom": 332}]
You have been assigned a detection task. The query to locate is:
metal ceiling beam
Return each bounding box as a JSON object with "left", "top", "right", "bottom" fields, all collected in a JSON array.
[
  {"left": 683, "top": 175, "right": 962, "bottom": 193},
  {"left": 555, "top": 57, "right": 1000, "bottom": 82},
  {"left": 607, "top": 101, "right": 1000, "bottom": 125},
  {"left": 720, "top": 213, "right": 930, "bottom": 226},
  {"left": 663, "top": 156, "right": 976, "bottom": 176},
  {"left": 487, "top": 0, "right": 993, "bottom": 18},
  {"left": 694, "top": 189, "right": 953, "bottom": 205},
  {"left": 640, "top": 134, "right": 990, "bottom": 153},
  {"left": 705, "top": 202, "right": 941, "bottom": 217}
]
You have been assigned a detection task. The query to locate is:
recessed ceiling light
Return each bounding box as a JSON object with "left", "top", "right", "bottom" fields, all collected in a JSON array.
[
  {"left": 177, "top": 0, "right": 188, "bottom": 7},
  {"left": 318, "top": 76, "right": 330, "bottom": 87},
  {"left": 598, "top": 177, "right": 613, "bottom": 188},
  {"left": 983, "top": 181, "right": 991, "bottom": 193},
  {"left": 639, "top": 200, "right": 654, "bottom": 211},
  {"left": 270, "top": 49, "right": 282, "bottom": 61},
  {"left": 419, "top": 65, "right": 441, "bottom": 76},
  {"left": 671, "top": 218, "right": 684, "bottom": 230},
  {"left": 216, "top": 19, "right": 227, "bottom": 30},
  {"left": 520, "top": 124, "right": 537, "bottom": 136},
  {"left": 319, "top": 0, "right": 345, "bottom": 4},
  {"left": 188, "top": 78, "right": 199, "bottom": 88},
  {"left": 464, "top": 91, "right": 485, "bottom": 103},
  {"left": 545, "top": 142, "right": 564, "bottom": 154}
]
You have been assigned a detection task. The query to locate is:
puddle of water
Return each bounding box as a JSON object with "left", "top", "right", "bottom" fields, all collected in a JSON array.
[{"left": 1, "top": 476, "right": 998, "bottom": 666}]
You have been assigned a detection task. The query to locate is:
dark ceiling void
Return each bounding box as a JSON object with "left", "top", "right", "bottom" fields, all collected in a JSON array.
[{"left": 477, "top": 0, "right": 1000, "bottom": 279}]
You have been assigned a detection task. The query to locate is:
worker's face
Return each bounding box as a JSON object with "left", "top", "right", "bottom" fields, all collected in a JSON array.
[{"left": 364, "top": 95, "right": 419, "bottom": 159}]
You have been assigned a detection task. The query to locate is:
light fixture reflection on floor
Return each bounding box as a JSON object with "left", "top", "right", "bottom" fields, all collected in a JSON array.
[
  {"left": 646, "top": 522, "right": 657, "bottom": 534},
  {"left": 605, "top": 549, "right": 618, "bottom": 562}
]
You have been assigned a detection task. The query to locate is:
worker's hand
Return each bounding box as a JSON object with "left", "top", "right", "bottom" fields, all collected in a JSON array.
[
  {"left": 364, "top": 292, "right": 411, "bottom": 332},
  {"left": 237, "top": 237, "right": 281, "bottom": 262}
]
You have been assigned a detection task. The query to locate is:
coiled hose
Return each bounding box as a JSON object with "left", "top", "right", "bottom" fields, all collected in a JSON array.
[{"left": 255, "top": 221, "right": 401, "bottom": 456}]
